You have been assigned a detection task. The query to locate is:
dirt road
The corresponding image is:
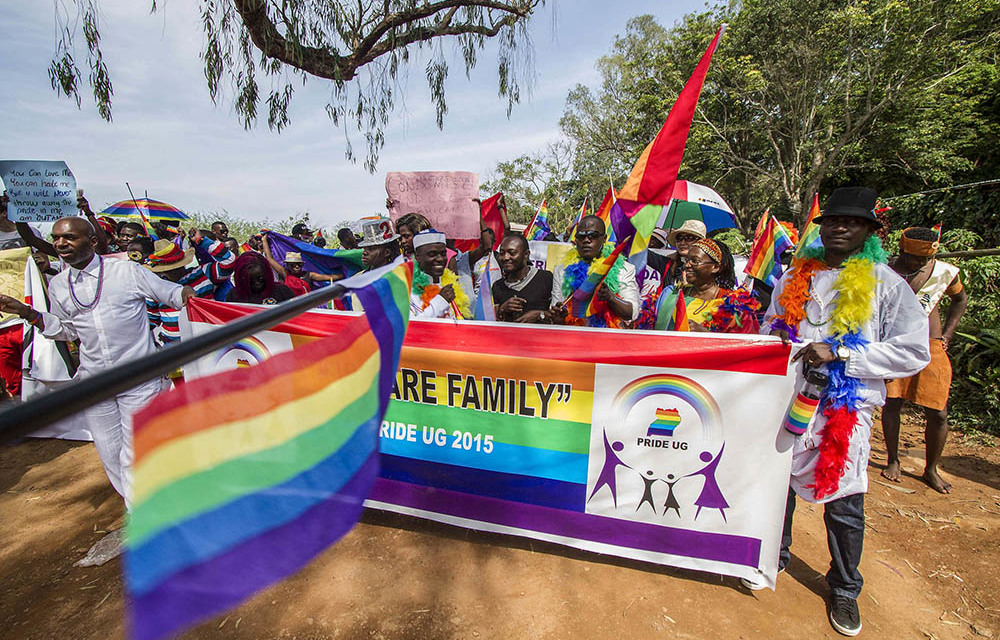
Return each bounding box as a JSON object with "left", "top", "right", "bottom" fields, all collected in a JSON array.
[{"left": 2, "top": 414, "right": 998, "bottom": 639}]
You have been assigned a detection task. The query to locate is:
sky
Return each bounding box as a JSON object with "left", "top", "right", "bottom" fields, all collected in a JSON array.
[{"left": 2, "top": 1, "right": 706, "bottom": 229}]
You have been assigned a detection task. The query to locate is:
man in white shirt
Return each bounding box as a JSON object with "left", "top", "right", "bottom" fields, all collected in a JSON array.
[
  {"left": 1, "top": 217, "right": 194, "bottom": 504},
  {"left": 751, "top": 187, "right": 929, "bottom": 636},
  {"left": 550, "top": 215, "right": 639, "bottom": 328}
]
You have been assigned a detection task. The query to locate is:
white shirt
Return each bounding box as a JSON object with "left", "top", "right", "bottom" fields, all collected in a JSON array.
[
  {"left": 763, "top": 262, "right": 931, "bottom": 502},
  {"left": 410, "top": 291, "right": 454, "bottom": 319},
  {"left": 40, "top": 254, "right": 185, "bottom": 378},
  {"left": 551, "top": 257, "right": 641, "bottom": 322}
]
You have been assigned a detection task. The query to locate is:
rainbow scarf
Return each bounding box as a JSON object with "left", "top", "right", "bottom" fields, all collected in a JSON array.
[
  {"left": 126, "top": 260, "right": 413, "bottom": 640},
  {"left": 772, "top": 236, "right": 887, "bottom": 499},
  {"left": 560, "top": 244, "right": 625, "bottom": 328},
  {"left": 412, "top": 265, "right": 471, "bottom": 319}
]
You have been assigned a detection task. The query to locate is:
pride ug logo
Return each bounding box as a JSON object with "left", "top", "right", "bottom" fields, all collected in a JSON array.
[{"left": 587, "top": 373, "right": 730, "bottom": 523}]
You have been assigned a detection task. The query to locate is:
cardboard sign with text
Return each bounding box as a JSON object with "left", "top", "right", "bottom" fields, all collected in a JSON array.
[
  {"left": 0, "top": 160, "right": 77, "bottom": 222},
  {"left": 386, "top": 171, "right": 480, "bottom": 240}
]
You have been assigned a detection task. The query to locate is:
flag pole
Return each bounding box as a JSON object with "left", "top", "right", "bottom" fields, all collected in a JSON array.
[{"left": 0, "top": 283, "right": 349, "bottom": 441}]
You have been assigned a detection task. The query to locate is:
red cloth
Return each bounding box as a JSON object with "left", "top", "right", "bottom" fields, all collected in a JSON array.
[
  {"left": 453, "top": 191, "right": 506, "bottom": 252},
  {"left": 0, "top": 324, "right": 24, "bottom": 397},
  {"left": 284, "top": 274, "right": 310, "bottom": 297}
]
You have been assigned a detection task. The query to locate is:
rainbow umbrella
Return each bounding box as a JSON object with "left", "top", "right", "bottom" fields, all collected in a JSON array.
[
  {"left": 101, "top": 198, "right": 190, "bottom": 222},
  {"left": 659, "top": 180, "right": 736, "bottom": 232}
]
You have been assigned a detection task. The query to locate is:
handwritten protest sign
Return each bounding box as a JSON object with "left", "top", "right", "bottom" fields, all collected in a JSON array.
[
  {"left": 386, "top": 171, "right": 480, "bottom": 240},
  {"left": 0, "top": 161, "right": 77, "bottom": 223},
  {"left": 0, "top": 247, "right": 30, "bottom": 326}
]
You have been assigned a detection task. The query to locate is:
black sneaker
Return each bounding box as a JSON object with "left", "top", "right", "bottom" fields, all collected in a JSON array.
[{"left": 829, "top": 596, "right": 862, "bottom": 636}]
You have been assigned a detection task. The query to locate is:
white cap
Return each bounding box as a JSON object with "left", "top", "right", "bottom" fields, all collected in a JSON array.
[{"left": 412, "top": 229, "right": 446, "bottom": 249}]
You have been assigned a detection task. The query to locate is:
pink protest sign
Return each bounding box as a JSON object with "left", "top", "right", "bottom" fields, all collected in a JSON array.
[{"left": 385, "top": 171, "right": 480, "bottom": 240}]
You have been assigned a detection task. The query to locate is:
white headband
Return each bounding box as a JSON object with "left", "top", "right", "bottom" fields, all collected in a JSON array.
[{"left": 412, "top": 230, "right": 446, "bottom": 249}]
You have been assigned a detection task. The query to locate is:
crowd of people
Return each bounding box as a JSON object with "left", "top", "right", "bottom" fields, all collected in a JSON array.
[{"left": 0, "top": 185, "right": 969, "bottom": 637}]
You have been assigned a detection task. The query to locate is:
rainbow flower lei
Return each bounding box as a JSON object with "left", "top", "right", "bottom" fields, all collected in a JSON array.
[
  {"left": 412, "top": 264, "right": 471, "bottom": 318},
  {"left": 560, "top": 245, "right": 624, "bottom": 328},
  {"left": 773, "top": 235, "right": 888, "bottom": 500}
]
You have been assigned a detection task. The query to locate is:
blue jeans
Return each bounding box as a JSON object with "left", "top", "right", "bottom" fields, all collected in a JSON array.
[{"left": 778, "top": 487, "right": 865, "bottom": 599}]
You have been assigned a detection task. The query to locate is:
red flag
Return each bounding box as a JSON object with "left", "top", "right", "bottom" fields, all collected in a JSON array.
[
  {"left": 672, "top": 289, "right": 690, "bottom": 332},
  {"left": 453, "top": 191, "right": 506, "bottom": 252},
  {"left": 617, "top": 25, "right": 727, "bottom": 205}
]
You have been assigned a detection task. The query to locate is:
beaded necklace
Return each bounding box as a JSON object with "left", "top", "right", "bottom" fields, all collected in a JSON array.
[{"left": 68, "top": 256, "right": 105, "bottom": 311}]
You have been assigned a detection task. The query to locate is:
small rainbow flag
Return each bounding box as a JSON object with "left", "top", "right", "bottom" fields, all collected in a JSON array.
[
  {"left": 647, "top": 407, "right": 682, "bottom": 437},
  {"left": 784, "top": 392, "right": 820, "bottom": 435},
  {"left": 932, "top": 223, "right": 943, "bottom": 240},
  {"left": 568, "top": 237, "right": 630, "bottom": 318},
  {"left": 753, "top": 208, "right": 770, "bottom": 242},
  {"left": 794, "top": 194, "right": 822, "bottom": 258},
  {"left": 565, "top": 196, "right": 589, "bottom": 240},
  {"left": 125, "top": 259, "right": 414, "bottom": 640},
  {"left": 654, "top": 286, "right": 690, "bottom": 331},
  {"left": 595, "top": 184, "right": 617, "bottom": 243},
  {"left": 744, "top": 214, "right": 794, "bottom": 287},
  {"left": 525, "top": 199, "right": 552, "bottom": 241}
]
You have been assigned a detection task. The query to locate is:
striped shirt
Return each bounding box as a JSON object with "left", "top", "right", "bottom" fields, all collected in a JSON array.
[{"left": 147, "top": 237, "right": 236, "bottom": 345}]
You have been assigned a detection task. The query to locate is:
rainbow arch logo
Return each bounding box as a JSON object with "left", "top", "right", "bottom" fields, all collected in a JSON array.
[
  {"left": 613, "top": 373, "right": 723, "bottom": 440},
  {"left": 213, "top": 336, "right": 272, "bottom": 366}
]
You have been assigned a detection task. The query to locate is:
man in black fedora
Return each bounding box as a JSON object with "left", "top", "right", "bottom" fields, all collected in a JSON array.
[{"left": 745, "top": 186, "right": 930, "bottom": 636}]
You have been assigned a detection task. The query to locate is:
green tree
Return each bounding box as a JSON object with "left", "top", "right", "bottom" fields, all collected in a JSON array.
[
  {"left": 558, "top": 1, "right": 1000, "bottom": 230},
  {"left": 49, "top": 0, "right": 544, "bottom": 171}
]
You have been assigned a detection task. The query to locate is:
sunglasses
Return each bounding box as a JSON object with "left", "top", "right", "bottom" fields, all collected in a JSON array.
[
  {"left": 575, "top": 230, "right": 604, "bottom": 240},
  {"left": 674, "top": 234, "right": 701, "bottom": 243}
]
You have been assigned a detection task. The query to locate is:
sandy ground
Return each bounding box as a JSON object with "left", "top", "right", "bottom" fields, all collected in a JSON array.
[{"left": 2, "top": 412, "right": 998, "bottom": 640}]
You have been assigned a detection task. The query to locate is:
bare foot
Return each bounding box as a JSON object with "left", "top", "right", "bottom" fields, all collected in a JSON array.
[
  {"left": 922, "top": 468, "right": 952, "bottom": 494},
  {"left": 881, "top": 460, "right": 902, "bottom": 482}
]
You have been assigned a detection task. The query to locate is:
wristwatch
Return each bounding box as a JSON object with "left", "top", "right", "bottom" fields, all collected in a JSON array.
[{"left": 836, "top": 345, "right": 851, "bottom": 361}]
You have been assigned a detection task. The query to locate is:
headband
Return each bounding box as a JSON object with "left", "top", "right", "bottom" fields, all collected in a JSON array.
[
  {"left": 412, "top": 230, "right": 446, "bottom": 249},
  {"left": 900, "top": 229, "right": 939, "bottom": 257},
  {"left": 692, "top": 238, "right": 723, "bottom": 264}
]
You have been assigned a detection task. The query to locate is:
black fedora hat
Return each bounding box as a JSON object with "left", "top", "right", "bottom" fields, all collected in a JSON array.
[{"left": 814, "top": 187, "right": 881, "bottom": 228}]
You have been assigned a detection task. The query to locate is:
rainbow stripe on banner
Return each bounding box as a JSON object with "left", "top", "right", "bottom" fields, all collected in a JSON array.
[
  {"left": 647, "top": 408, "right": 682, "bottom": 436},
  {"left": 126, "top": 260, "right": 413, "bottom": 640},
  {"left": 784, "top": 392, "right": 820, "bottom": 435}
]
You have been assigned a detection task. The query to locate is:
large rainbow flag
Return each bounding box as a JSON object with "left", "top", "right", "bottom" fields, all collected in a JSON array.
[
  {"left": 524, "top": 199, "right": 552, "bottom": 241},
  {"left": 608, "top": 25, "right": 726, "bottom": 273},
  {"left": 568, "top": 237, "right": 630, "bottom": 318},
  {"left": 794, "top": 194, "right": 822, "bottom": 258},
  {"left": 125, "top": 259, "right": 414, "bottom": 640},
  {"left": 745, "top": 214, "right": 794, "bottom": 287},
  {"left": 267, "top": 230, "right": 365, "bottom": 279}
]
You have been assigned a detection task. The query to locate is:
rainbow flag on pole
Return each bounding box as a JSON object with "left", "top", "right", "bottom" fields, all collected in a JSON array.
[
  {"left": 595, "top": 185, "right": 617, "bottom": 243},
  {"left": 569, "top": 237, "right": 631, "bottom": 318},
  {"left": 654, "top": 287, "right": 690, "bottom": 331},
  {"left": 125, "top": 259, "right": 414, "bottom": 640},
  {"left": 745, "top": 214, "right": 794, "bottom": 287},
  {"left": 794, "top": 194, "right": 822, "bottom": 258},
  {"left": 525, "top": 199, "right": 551, "bottom": 241}
]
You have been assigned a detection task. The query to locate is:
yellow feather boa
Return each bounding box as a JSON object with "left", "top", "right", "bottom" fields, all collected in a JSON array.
[
  {"left": 828, "top": 258, "right": 878, "bottom": 336},
  {"left": 416, "top": 268, "right": 471, "bottom": 318}
]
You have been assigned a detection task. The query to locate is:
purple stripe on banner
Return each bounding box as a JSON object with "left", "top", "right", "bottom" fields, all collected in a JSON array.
[
  {"left": 380, "top": 454, "right": 586, "bottom": 512},
  {"left": 369, "top": 478, "right": 760, "bottom": 568},
  {"left": 356, "top": 280, "right": 405, "bottom": 414},
  {"left": 130, "top": 454, "right": 379, "bottom": 640}
]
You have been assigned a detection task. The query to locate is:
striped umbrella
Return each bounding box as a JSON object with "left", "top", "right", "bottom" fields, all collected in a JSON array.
[
  {"left": 101, "top": 198, "right": 190, "bottom": 222},
  {"left": 659, "top": 180, "right": 736, "bottom": 232}
]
